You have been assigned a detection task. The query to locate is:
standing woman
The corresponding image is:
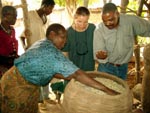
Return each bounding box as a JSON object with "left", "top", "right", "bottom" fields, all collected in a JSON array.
[
  {"left": 62, "top": 6, "right": 96, "bottom": 71},
  {"left": 0, "top": 6, "right": 18, "bottom": 78}
]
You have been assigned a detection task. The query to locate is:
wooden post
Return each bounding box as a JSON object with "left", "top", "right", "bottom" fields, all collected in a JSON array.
[
  {"left": 65, "top": 0, "right": 77, "bottom": 25},
  {"left": 134, "top": 0, "right": 145, "bottom": 84},
  {"left": 120, "top": 0, "right": 129, "bottom": 13},
  {"left": 142, "top": 43, "right": 150, "bottom": 113},
  {"left": 0, "top": 0, "right": 2, "bottom": 19},
  {"left": 83, "top": 0, "right": 89, "bottom": 8},
  {"left": 20, "top": 0, "right": 30, "bottom": 48}
]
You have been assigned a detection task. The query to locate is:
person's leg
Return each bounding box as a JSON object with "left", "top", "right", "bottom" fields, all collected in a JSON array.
[
  {"left": 50, "top": 80, "right": 69, "bottom": 103},
  {"left": 1, "top": 66, "right": 39, "bottom": 113},
  {"left": 42, "top": 85, "right": 50, "bottom": 99},
  {"left": 39, "top": 85, "right": 50, "bottom": 103},
  {"left": 39, "top": 87, "right": 43, "bottom": 103}
]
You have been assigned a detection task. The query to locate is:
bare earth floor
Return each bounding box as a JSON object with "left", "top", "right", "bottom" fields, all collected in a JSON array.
[{"left": 38, "top": 101, "right": 64, "bottom": 113}]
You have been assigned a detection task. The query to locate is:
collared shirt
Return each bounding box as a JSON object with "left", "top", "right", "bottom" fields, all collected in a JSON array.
[
  {"left": 94, "top": 14, "right": 150, "bottom": 64},
  {"left": 14, "top": 39, "right": 79, "bottom": 86},
  {"left": 21, "top": 10, "right": 49, "bottom": 48},
  {"left": 0, "top": 26, "right": 18, "bottom": 56}
]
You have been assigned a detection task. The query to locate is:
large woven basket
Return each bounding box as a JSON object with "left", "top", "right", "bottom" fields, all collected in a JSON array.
[{"left": 62, "top": 71, "right": 133, "bottom": 113}]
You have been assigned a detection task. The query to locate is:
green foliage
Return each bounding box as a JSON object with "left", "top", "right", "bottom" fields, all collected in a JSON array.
[
  {"left": 88, "top": 0, "right": 100, "bottom": 6},
  {"left": 138, "top": 36, "right": 150, "bottom": 45},
  {"left": 54, "top": 0, "right": 65, "bottom": 6},
  {"left": 127, "top": 0, "right": 150, "bottom": 45},
  {"left": 128, "top": 0, "right": 138, "bottom": 11},
  {"left": 127, "top": 0, "right": 148, "bottom": 16}
]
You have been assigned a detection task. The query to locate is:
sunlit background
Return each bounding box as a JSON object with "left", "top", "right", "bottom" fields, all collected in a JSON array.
[{"left": 1, "top": 0, "right": 149, "bottom": 56}]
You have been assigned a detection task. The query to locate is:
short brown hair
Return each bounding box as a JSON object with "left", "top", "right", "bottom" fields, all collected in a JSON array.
[
  {"left": 75, "top": 6, "right": 90, "bottom": 16},
  {"left": 102, "top": 3, "right": 118, "bottom": 14},
  {"left": 1, "top": 5, "right": 17, "bottom": 18},
  {"left": 41, "top": 0, "right": 55, "bottom": 7}
]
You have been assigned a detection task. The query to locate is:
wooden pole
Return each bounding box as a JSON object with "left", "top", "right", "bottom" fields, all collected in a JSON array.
[
  {"left": 134, "top": 0, "right": 145, "bottom": 83},
  {"left": 83, "top": 0, "right": 89, "bottom": 8},
  {"left": 20, "top": 0, "right": 30, "bottom": 48},
  {"left": 0, "top": 0, "right": 2, "bottom": 19},
  {"left": 120, "top": 0, "right": 129, "bottom": 13}
]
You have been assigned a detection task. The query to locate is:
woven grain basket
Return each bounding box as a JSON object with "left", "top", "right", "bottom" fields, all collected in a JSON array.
[{"left": 62, "top": 71, "right": 133, "bottom": 113}]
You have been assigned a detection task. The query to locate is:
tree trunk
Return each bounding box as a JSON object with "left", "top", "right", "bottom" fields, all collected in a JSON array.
[
  {"left": 65, "top": 0, "right": 77, "bottom": 25},
  {"left": 103, "top": 0, "right": 107, "bottom": 4},
  {"left": 83, "top": 0, "right": 89, "bottom": 8},
  {"left": 21, "top": 0, "right": 30, "bottom": 46},
  {"left": 120, "top": 0, "right": 129, "bottom": 13},
  {"left": 0, "top": 0, "right": 2, "bottom": 19},
  {"left": 134, "top": 0, "right": 144, "bottom": 84}
]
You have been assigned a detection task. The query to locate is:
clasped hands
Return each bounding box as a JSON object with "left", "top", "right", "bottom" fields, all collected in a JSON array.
[{"left": 96, "top": 50, "right": 107, "bottom": 59}]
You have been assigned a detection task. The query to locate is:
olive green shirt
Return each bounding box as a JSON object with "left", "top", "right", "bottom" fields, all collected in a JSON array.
[{"left": 62, "top": 23, "right": 96, "bottom": 71}]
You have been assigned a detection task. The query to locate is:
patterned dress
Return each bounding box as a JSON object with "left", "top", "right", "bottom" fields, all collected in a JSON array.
[{"left": 0, "top": 39, "right": 78, "bottom": 113}]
